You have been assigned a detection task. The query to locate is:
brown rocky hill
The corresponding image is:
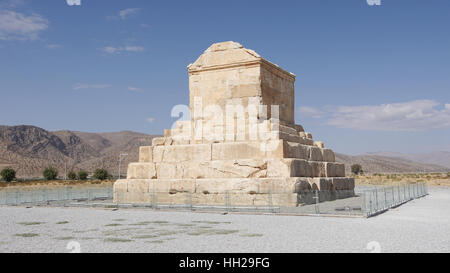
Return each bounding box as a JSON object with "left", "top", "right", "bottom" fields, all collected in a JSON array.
[
  {"left": 0, "top": 125, "right": 159, "bottom": 178},
  {"left": 335, "top": 153, "right": 449, "bottom": 174},
  {"left": 0, "top": 125, "right": 448, "bottom": 179}
]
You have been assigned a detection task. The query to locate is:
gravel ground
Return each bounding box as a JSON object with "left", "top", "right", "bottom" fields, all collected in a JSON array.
[{"left": 0, "top": 187, "right": 449, "bottom": 253}]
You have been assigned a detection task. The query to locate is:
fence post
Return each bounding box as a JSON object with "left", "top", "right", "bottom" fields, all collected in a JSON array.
[
  {"left": 186, "top": 191, "right": 192, "bottom": 211},
  {"left": 268, "top": 190, "right": 274, "bottom": 213},
  {"left": 314, "top": 190, "right": 320, "bottom": 214},
  {"left": 225, "top": 191, "right": 230, "bottom": 213},
  {"left": 375, "top": 188, "right": 379, "bottom": 212},
  {"left": 361, "top": 190, "right": 366, "bottom": 216},
  {"left": 392, "top": 186, "right": 395, "bottom": 206}
]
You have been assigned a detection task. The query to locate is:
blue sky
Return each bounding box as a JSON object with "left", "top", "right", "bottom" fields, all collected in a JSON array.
[{"left": 0, "top": 0, "right": 449, "bottom": 155}]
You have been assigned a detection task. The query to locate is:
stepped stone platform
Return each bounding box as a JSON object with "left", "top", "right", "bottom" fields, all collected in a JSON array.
[{"left": 114, "top": 41, "right": 354, "bottom": 207}]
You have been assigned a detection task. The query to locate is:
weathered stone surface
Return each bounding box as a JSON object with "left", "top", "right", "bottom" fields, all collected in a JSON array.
[
  {"left": 322, "top": 149, "right": 335, "bottom": 162},
  {"left": 335, "top": 163, "right": 345, "bottom": 177},
  {"left": 115, "top": 41, "right": 354, "bottom": 206},
  {"left": 153, "top": 144, "right": 211, "bottom": 162},
  {"left": 127, "top": 163, "right": 156, "bottom": 179},
  {"left": 152, "top": 137, "right": 166, "bottom": 146},
  {"left": 139, "top": 146, "right": 153, "bottom": 162},
  {"left": 267, "top": 159, "right": 310, "bottom": 178},
  {"left": 308, "top": 146, "right": 323, "bottom": 161},
  {"left": 314, "top": 141, "right": 324, "bottom": 148}
]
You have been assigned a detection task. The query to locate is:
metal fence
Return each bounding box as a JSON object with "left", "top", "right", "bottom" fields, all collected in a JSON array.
[
  {"left": 0, "top": 186, "right": 113, "bottom": 206},
  {"left": 363, "top": 182, "right": 428, "bottom": 216},
  {"left": 0, "top": 182, "right": 428, "bottom": 217}
]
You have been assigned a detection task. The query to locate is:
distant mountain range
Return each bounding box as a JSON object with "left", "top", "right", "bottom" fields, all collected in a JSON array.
[
  {"left": 364, "top": 151, "right": 450, "bottom": 169},
  {"left": 0, "top": 125, "right": 448, "bottom": 178},
  {"left": 0, "top": 125, "right": 159, "bottom": 178}
]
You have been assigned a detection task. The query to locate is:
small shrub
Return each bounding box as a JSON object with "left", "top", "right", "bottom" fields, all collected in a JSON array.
[
  {"left": 78, "top": 171, "right": 88, "bottom": 180},
  {"left": 93, "top": 169, "right": 109, "bottom": 180},
  {"left": 1, "top": 168, "right": 16, "bottom": 182},
  {"left": 43, "top": 166, "right": 58, "bottom": 180},
  {"left": 67, "top": 171, "right": 77, "bottom": 180},
  {"left": 351, "top": 164, "right": 363, "bottom": 175}
]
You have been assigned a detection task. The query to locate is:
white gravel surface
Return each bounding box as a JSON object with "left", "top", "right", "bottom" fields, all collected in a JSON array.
[{"left": 0, "top": 187, "right": 449, "bottom": 253}]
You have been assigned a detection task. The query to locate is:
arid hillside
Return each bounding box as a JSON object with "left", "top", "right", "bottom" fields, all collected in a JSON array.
[
  {"left": 0, "top": 125, "right": 159, "bottom": 178},
  {"left": 0, "top": 125, "right": 448, "bottom": 178}
]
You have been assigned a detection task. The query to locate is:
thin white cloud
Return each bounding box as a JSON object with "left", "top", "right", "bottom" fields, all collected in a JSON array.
[
  {"left": 128, "top": 86, "right": 143, "bottom": 92},
  {"left": 297, "top": 100, "right": 450, "bottom": 131},
  {"left": 146, "top": 117, "right": 155, "bottom": 123},
  {"left": 119, "top": 8, "right": 141, "bottom": 20},
  {"left": 46, "top": 44, "right": 61, "bottom": 49},
  {"left": 125, "top": 46, "right": 144, "bottom": 52},
  {"left": 101, "top": 45, "right": 145, "bottom": 54},
  {"left": 0, "top": 0, "right": 26, "bottom": 8},
  {"left": 0, "top": 10, "right": 49, "bottom": 40},
  {"left": 73, "top": 83, "right": 112, "bottom": 90},
  {"left": 297, "top": 106, "right": 324, "bottom": 118}
]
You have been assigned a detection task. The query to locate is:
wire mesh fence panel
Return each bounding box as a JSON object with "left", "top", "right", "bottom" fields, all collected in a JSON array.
[{"left": 0, "top": 182, "right": 428, "bottom": 217}]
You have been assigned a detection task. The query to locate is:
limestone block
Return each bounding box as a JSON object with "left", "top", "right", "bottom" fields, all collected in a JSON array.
[
  {"left": 308, "top": 146, "right": 323, "bottom": 161},
  {"left": 195, "top": 178, "right": 259, "bottom": 194},
  {"left": 152, "top": 137, "right": 166, "bottom": 146},
  {"left": 258, "top": 178, "right": 298, "bottom": 193},
  {"left": 325, "top": 162, "right": 336, "bottom": 177},
  {"left": 113, "top": 179, "right": 128, "bottom": 202},
  {"left": 173, "top": 138, "right": 190, "bottom": 145},
  {"left": 153, "top": 144, "right": 212, "bottom": 163},
  {"left": 322, "top": 149, "right": 335, "bottom": 162},
  {"left": 183, "top": 159, "right": 267, "bottom": 179},
  {"left": 169, "top": 179, "right": 196, "bottom": 193},
  {"left": 331, "top": 178, "right": 347, "bottom": 190},
  {"left": 127, "top": 163, "right": 156, "bottom": 179},
  {"left": 156, "top": 163, "right": 184, "bottom": 179},
  {"left": 314, "top": 141, "right": 324, "bottom": 148},
  {"left": 208, "top": 159, "right": 267, "bottom": 178},
  {"left": 293, "top": 179, "right": 312, "bottom": 192},
  {"left": 270, "top": 193, "right": 298, "bottom": 207},
  {"left": 165, "top": 137, "right": 173, "bottom": 146},
  {"left": 309, "top": 161, "right": 320, "bottom": 177},
  {"left": 191, "top": 193, "right": 227, "bottom": 206},
  {"left": 139, "top": 146, "right": 153, "bottom": 162},
  {"left": 348, "top": 178, "right": 355, "bottom": 190},
  {"left": 305, "top": 132, "right": 313, "bottom": 139},
  {"left": 335, "top": 163, "right": 345, "bottom": 177},
  {"left": 308, "top": 178, "right": 332, "bottom": 191},
  {"left": 299, "top": 137, "right": 314, "bottom": 146},
  {"left": 127, "top": 179, "right": 151, "bottom": 203},
  {"left": 211, "top": 142, "right": 264, "bottom": 160},
  {"left": 267, "top": 159, "right": 309, "bottom": 177},
  {"left": 164, "top": 129, "right": 172, "bottom": 137},
  {"left": 294, "top": 124, "right": 304, "bottom": 133}
]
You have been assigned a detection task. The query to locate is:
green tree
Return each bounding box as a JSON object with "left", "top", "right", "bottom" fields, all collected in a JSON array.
[
  {"left": 67, "top": 171, "right": 77, "bottom": 180},
  {"left": 1, "top": 168, "right": 16, "bottom": 182},
  {"left": 77, "top": 171, "right": 88, "bottom": 180},
  {"left": 351, "top": 164, "right": 363, "bottom": 175},
  {"left": 43, "top": 166, "right": 58, "bottom": 180},
  {"left": 93, "top": 169, "right": 109, "bottom": 180}
]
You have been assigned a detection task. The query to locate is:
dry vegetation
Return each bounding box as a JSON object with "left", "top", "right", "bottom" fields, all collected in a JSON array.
[
  {"left": 0, "top": 180, "right": 115, "bottom": 189},
  {"left": 354, "top": 172, "right": 450, "bottom": 186}
]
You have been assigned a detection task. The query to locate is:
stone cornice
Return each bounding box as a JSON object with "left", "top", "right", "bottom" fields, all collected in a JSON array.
[{"left": 188, "top": 59, "right": 296, "bottom": 81}]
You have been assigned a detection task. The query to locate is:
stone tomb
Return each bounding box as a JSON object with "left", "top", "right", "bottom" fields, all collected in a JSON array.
[{"left": 114, "top": 41, "right": 354, "bottom": 207}]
